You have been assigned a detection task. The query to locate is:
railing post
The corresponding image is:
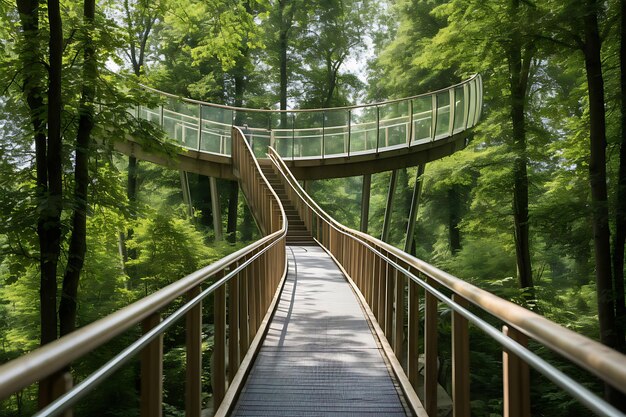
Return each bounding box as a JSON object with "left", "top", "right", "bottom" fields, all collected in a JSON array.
[
  {"left": 503, "top": 326, "right": 531, "bottom": 417},
  {"left": 186, "top": 286, "right": 202, "bottom": 417},
  {"left": 408, "top": 99, "right": 414, "bottom": 147},
  {"left": 375, "top": 105, "right": 381, "bottom": 154},
  {"left": 394, "top": 266, "right": 405, "bottom": 362},
  {"left": 141, "top": 313, "right": 163, "bottom": 417},
  {"left": 39, "top": 371, "right": 73, "bottom": 417},
  {"left": 228, "top": 270, "right": 240, "bottom": 382},
  {"left": 212, "top": 272, "right": 226, "bottom": 412},
  {"left": 377, "top": 250, "right": 386, "bottom": 324},
  {"left": 424, "top": 279, "right": 438, "bottom": 416},
  {"left": 248, "top": 257, "right": 257, "bottom": 341},
  {"left": 407, "top": 274, "right": 420, "bottom": 390},
  {"left": 160, "top": 105, "right": 164, "bottom": 126},
  {"left": 321, "top": 110, "right": 326, "bottom": 159},
  {"left": 197, "top": 104, "right": 202, "bottom": 151},
  {"left": 452, "top": 294, "right": 470, "bottom": 417},
  {"left": 431, "top": 94, "right": 438, "bottom": 141},
  {"left": 347, "top": 109, "right": 352, "bottom": 157},
  {"left": 385, "top": 262, "right": 394, "bottom": 340}
]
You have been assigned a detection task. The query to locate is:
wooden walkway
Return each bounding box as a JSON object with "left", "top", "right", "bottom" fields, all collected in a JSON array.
[{"left": 231, "top": 245, "right": 408, "bottom": 416}]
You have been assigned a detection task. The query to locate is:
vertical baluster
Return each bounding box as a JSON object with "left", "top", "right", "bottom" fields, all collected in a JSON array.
[
  {"left": 503, "top": 326, "right": 530, "bottom": 417},
  {"left": 424, "top": 279, "right": 438, "bottom": 416},
  {"left": 394, "top": 266, "right": 405, "bottom": 363},
  {"left": 248, "top": 258, "right": 257, "bottom": 341},
  {"left": 452, "top": 294, "right": 470, "bottom": 417},
  {"left": 186, "top": 286, "right": 202, "bottom": 417},
  {"left": 228, "top": 271, "right": 240, "bottom": 382},
  {"left": 377, "top": 250, "right": 386, "bottom": 324},
  {"left": 407, "top": 273, "right": 420, "bottom": 389},
  {"left": 385, "top": 261, "right": 394, "bottom": 340},
  {"left": 141, "top": 313, "right": 163, "bottom": 417},
  {"left": 213, "top": 273, "right": 226, "bottom": 411},
  {"left": 239, "top": 259, "right": 249, "bottom": 360}
]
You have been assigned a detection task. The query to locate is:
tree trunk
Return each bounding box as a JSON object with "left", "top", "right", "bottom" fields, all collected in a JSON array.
[
  {"left": 448, "top": 186, "right": 462, "bottom": 254},
  {"left": 583, "top": 0, "right": 617, "bottom": 351},
  {"left": 279, "top": 0, "right": 289, "bottom": 128},
  {"left": 226, "top": 181, "right": 239, "bottom": 243},
  {"left": 38, "top": 0, "right": 64, "bottom": 348},
  {"left": 509, "top": 0, "right": 533, "bottom": 293},
  {"left": 59, "top": 0, "right": 96, "bottom": 337},
  {"left": 582, "top": 0, "right": 626, "bottom": 408},
  {"left": 613, "top": 0, "right": 626, "bottom": 353}
]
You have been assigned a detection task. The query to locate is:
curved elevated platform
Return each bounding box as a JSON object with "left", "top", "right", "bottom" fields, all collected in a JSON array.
[{"left": 119, "top": 75, "right": 482, "bottom": 180}]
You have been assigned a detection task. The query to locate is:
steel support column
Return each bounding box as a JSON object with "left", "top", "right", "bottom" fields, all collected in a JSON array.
[
  {"left": 360, "top": 173, "right": 371, "bottom": 233},
  {"left": 381, "top": 170, "right": 398, "bottom": 242},
  {"left": 210, "top": 177, "right": 223, "bottom": 240},
  {"left": 405, "top": 164, "right": 426, "bottom": 253},
  {"left": 180, "top": 171, "right": 193, "bottom": 218}
]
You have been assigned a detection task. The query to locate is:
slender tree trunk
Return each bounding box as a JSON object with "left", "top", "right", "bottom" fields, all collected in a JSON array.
[
  {"left": 613, "top": 0, "right": 626, "bottom": 353},
  {"left": 583, "top": 0, "right": 617, "bottom": 352},
  {"left": 38, "top": 0, "right": 64, "bottom": 348},
  {"left": 226, "top": 181, "right": 239, "bottom": 243},
  {"left": 582, "top": 1, "right": 626, "bottom": 409},
  {"left": 448, "top": 186, "right": 462, "bottom": 254},
  {"left": 509, "top": 0, "right": 533, "bottom": 293},
  {"left": 59, "top": 0, "right": 96, "bottom": 337},
  {"left": 279, "top": 0, "right": 289, "bottom": 128}
]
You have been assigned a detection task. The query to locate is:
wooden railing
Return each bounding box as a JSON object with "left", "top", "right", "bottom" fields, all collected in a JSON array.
[
  {"left": 267, "top": 147, "right": 626, "bottom": 417},
  {"left": 0, "top": 129, "right": 286, "bottom": 417}
]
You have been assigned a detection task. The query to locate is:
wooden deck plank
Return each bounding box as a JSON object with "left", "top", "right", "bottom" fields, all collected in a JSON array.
[{"left": 231, "top": 246, "right": 408, "bottom": 416}]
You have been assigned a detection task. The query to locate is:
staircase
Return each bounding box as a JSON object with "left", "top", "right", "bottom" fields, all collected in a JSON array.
[{"left": 261, "top": 164, "right": 316, "bottom": 246}]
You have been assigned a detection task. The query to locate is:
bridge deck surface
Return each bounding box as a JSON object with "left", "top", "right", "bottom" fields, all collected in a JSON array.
[{"left": 231, "top": 245, "right": 407, "bottom": 416}]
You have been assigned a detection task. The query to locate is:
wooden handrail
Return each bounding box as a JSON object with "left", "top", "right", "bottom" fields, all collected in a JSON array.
[
  {"left": 0, "top": 130, "right": 287, "bottom": 417},
  {"left": 267, "top": 147, "right": 626, "bottom": 416}
]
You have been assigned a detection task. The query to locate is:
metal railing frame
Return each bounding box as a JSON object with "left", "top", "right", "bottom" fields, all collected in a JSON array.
[
  {"left": 135, "top": 75, "right": 482, "bottom": 160},
  {"left": 0, "top": 130, "right": 287, "bottom": 417},
  {"left": 267, "top": 147, "right": 626, "bottom": 417}
]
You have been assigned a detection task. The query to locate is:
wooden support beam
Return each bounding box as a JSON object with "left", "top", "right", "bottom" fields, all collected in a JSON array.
[
  {"left": 381, "top": 170, "right": 398, "bottom": 242},
  {"left": 405, "top": 165, "right": 426, "bottom": 253}
]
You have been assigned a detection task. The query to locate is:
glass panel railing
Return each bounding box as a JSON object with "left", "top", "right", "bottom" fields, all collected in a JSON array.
[
  {"left": 435, "top": 92, "right": 451, "bottom": 138},
  {"left": 323, "top": 109, "right": 350, "bottom": 157},
  {"left": 453, "top": 86, "right": 465, "bottom": 132},
  {"left": 135, "top": 75, "right": 483, "bottom": 160},
  {"left": 273, "top": 112, "right": 296, "bottom": 159},
  {"left": 378, "top": 100, "right": 409, "bottom": 150},
  {"left": 293, "top": 112, "right": 323, "bottom": 158},
  {"left": 411, "top": 95, "right": 432, "bottom": 144},
  {"left": 201, "top": 105, "right": 232, "bottom": 155},
  {"left": 468, "top": 79, "right": 477, "bottom": 129}
]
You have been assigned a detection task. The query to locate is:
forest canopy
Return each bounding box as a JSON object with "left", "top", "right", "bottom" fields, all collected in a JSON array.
[{"left": 0, "top": 0, "right": 625, "bottom": 416}]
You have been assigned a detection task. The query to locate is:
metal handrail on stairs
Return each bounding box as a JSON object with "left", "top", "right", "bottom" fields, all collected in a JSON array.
[{"left": 267, "top": 147, "right": 626, "bottom": 417}]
